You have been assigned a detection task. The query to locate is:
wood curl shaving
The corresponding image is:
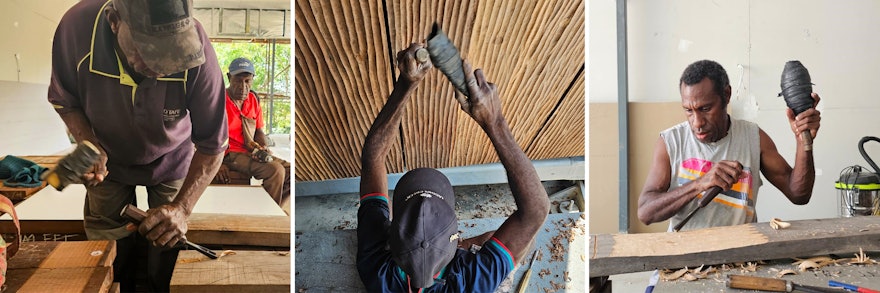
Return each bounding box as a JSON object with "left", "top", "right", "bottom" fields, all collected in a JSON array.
[
  {"left": 775, "top": 269, "right": 797, "bottom": 278},
  {"left": 770, "top": 218, "right": 791, "bottom": 230}
]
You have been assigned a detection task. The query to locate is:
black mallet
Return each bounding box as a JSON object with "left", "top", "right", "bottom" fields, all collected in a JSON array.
[
  {"left": 779, "top": 60, "right": 815, "bottom": 151},
  {"left": 423, "top": 22, "right": 471, "bottom": 98}
]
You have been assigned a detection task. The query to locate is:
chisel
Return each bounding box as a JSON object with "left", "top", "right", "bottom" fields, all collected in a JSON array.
[
  {"left": 120, "top": 204, "right": 218, "bottom": 259},
  {"left": 673, "top": 186, "right": 722, "bottom": 232},
  {"left": 727, "top": 275, "right": 846, "bottom": 293}
]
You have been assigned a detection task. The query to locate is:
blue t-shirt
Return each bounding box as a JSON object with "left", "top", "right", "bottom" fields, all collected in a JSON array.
[{"left": 356, "top": 193, "right": 515, "bottom": 292}]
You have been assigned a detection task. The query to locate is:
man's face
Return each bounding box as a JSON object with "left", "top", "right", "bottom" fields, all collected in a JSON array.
[
  {"left": 680, "top": 77, "right": 730, "bottom": 143},
  {"left": 111, "top": 15, "right": 164, "bottom": 78},
  {"left": 228, "top": 72, "right": 254, "bottom": 100}
]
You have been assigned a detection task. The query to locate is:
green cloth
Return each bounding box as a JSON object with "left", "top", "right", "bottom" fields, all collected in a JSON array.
[{"left": 0, "top": 156, "right": 47, "bottom": 188}]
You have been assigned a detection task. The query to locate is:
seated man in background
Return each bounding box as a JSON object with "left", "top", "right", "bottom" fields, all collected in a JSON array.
[{"left": 216, "top": 57, "right": 290, "bottom": 206}]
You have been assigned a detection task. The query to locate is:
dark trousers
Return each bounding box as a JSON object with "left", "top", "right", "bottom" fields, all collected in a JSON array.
[{"left": 113, "top": 226, "right": 181, "bottom": 292}]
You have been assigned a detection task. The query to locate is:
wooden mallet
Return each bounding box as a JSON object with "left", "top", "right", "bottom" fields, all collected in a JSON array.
[{"left": 779, "top": 60, "right": 816, "bottom": 151}]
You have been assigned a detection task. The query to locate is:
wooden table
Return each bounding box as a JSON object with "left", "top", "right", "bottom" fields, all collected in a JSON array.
[
  {"left": 5, "top": 240, "right": 117, "bottom": 293},
  {"left": 0, "top": 155, "right": 59, "bottom": 203},
  {"left": 0, "top": 185, "right": 290, "bottom": 246},
  {"left": 170, "top": 250, "right": 290, "bottom": 292}
]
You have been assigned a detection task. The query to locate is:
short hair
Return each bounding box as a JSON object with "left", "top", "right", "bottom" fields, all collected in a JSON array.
[{"left": 679, "top": 60, "right": 730, "bottom": 101}]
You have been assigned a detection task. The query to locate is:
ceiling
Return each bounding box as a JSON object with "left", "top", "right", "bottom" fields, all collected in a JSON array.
[{"left": 294, "top": 0, "right": 585, "bottom": 182}]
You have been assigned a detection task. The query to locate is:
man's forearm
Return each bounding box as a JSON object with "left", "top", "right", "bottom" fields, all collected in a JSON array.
[
  {"left": 788, "top": 144, "right": 815, "bottom": 204},
  {"left": 483, "top": 119, "right": 549, "bottom": 221},
  {"left": 255, "top": 128, "right": 269, "bottom": 147},
  {"left": 58, "top": 110, "right": 101, "bottom": 147},
  {"left": 360, "top": 80, "right": 416, "bottom": 193},
  {"left": 171, "top": 150, "right": 223, "bottom": 215}
]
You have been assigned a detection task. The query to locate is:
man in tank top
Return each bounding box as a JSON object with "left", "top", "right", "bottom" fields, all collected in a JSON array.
[{"left": 638, "top": 60, "right": 821, "bottom": 292}]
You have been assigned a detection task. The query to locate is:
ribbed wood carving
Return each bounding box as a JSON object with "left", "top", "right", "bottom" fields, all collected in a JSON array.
[{"left": 295, "top": 0, "right": 585, "bottom": 181}]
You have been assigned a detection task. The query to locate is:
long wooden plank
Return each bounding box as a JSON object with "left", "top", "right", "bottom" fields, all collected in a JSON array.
[
  {"left": 5, "top": 240, "right": 116, "bottom": 293},
  {"left": 589, "top": 217, "right": 880, "bottom": 277},
  {"left": 9, "top": 241, "right": 116, "bottom": 269},
  {"left": 170, "top": 250, "right": 290, "bottom": 292},
  {"left": 5, "top": 267, "right": 113, "bottom": 293},
  {"left": 186, "top": 213, "right": 290, "bottom": 247}
]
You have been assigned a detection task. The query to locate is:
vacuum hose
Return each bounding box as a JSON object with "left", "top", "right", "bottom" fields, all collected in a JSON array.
[{"left": 859, "top": 136, "right": 880, "bottom": 175}]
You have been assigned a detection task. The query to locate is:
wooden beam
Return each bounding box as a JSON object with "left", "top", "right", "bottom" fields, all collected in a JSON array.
[
  {"left": 589, "top": 217, "right": 880, "bottom": 277},
  {"left": 186, "top": 213, "right": 290, "bottom": 247},
  {"left": 170, "top": 250, "right": 290, "bottom": 292},
  {"left": 5, "top": 241, "right": 116, "bottom": 293}
]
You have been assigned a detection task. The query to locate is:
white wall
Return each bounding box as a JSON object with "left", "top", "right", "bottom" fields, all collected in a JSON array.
[
  {"left": 0, "top": 1, "right": 78, "bottom": 84},
  {"left": 590, "top": 0, "right": 880, "bottom": 224}
]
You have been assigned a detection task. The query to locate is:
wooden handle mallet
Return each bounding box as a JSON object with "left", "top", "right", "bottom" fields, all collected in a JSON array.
[{"left": 779, "top": 60, "right": 816, "bottom": 151}]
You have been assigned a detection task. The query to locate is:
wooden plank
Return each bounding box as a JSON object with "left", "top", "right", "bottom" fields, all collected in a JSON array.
[
  {"left": 9, "top": 241, "right": 116, "bottom": 269},
  {"left": 589, "top": 217, "right": 880, "bottom": 277},
  {"left": 186, "top": 213, "right": 290, "bottom": 247},
  {"left": 4, "top": 240, "right": 116, "bottom": 293},
  {"left": 0, "top": 181, "right": 46, "bottom": 203},
  {"left": 5, "top": 267, "right": 113, "bottom": 293},
  {"left": 170, "top": 250, "right": 290, "bottom": 292}
]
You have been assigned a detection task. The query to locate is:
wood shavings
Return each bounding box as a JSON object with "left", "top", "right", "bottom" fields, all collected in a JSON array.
[
  {"left": 770, "top": 218, "right": 791, "bottom": 230},
  {"left": 218, "top": 250, "right": 236, "bottom": 258},
  {"left": 797, "top": 260, "right": 821, "bottom": 271},
  {"left": 740, "top": 262, "right": 757, "bottom": 273},
  {"left": 538, "top": 268, "right": 551, "bottom": 279},
  {"left": 775, "top": 269, "right": 797, "bottom": 278},
  {"left": 661, "top": 267, "right": 689, "bottom": 281},
  {"left": 277, "top": 251, "right": 290, "bottom": 256},
  {"left": 177, "top": 257, "right": 205, "bottom": 264},
  {"left": 849, "top": 247, "right": 876, "bottom": 265},
  {"left": 793, "top": 256, "right": 833, "bottom": 265}
]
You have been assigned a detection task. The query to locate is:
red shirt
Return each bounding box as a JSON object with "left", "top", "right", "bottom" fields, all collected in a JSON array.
[{"left": 225, "top": 91, "right": 264, "bottom": 154}]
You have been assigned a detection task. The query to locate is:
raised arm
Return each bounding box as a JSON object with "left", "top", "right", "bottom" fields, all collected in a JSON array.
[
  {"left": 360, "top": 44, "right": 432, "bottom": 196},
  {"left": 456, "top": 61, "right": 549, "bottom": 262},
  {"left": 760, "top": 93, "right": 821, "bottom": 204}
]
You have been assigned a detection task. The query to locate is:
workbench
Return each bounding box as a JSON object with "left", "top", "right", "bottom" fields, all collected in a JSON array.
[
  {"left": 295, "top": 212, "right": 587, "bottom": 292},
  {"left": 4, "top": 240, "right": 118, "bottom": 293},
  {"left": 652, "top": 254, "right": 880, "bottom": 292},
  {"left": 0, "top": 185, "right": 290, "bottom": 246},
  {"left": 0, "top": 155, "right": 59, "bottom": 202}
]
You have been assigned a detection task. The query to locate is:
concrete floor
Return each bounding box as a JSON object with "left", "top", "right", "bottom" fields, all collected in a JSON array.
[
  {"left": 294, "top": 180, "right": 576, "bottom": 233},
  {"left": 294, "top": 180, "right": 587, "bottom": 292}
]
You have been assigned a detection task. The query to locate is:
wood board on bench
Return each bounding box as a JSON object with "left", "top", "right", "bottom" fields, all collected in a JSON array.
[
  {"left": 0, "top": 185, "right": 289, "bottom": 246},
  {"left": 589, "top": 216, "right": 880, "bottom": 277},
  {"left": 170, "top": 250, "right": 290, "bottom": 292},
  {"left": 5, "top": 240, "right": 116, "bottom": 293}
]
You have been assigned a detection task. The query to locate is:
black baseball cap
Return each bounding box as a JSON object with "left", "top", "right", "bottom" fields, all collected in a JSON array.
[{"left": 389, "top": 168, "right": 459, "bottom": 288}]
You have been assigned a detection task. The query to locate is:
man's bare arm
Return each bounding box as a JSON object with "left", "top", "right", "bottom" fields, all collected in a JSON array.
[
  {"left": 140, "top": 150, "right": 222, "bottom": 248},
  {"left": 761, "top": 93, "right": 820, "bottom": 204},
  {"left": 456, "top": 61, "right": 549, "bottom": 262},
  {"left": 638, "top": 136, "right": 745, "bottom": 225},
  {"left": 360, "top": 44, "right": 432, "bottom": 196}
]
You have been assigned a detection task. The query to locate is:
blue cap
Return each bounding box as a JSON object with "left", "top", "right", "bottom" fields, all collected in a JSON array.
[{"left": 228, "top": 57, "right": 255, "bottom": 76}]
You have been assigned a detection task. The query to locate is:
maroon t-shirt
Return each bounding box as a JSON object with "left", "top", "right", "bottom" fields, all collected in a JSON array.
[{"left": 48, "top": 0, "right": 228, "bottom": 186}]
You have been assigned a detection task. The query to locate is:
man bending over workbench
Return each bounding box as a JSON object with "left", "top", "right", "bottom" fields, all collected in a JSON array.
[
  {"left": 637, "top": 60, "right": 822, "bottom": 292},
  {"left": 48, "top": 0, "right": 227, "bottom": 291},
  {"left": 356, "top": 43, "right": 550, "bottom": 292}
]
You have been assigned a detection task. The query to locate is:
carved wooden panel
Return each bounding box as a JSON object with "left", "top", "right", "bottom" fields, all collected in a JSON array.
[{"left": 295, "top": 0, "right": 585, "bottom": 181}]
